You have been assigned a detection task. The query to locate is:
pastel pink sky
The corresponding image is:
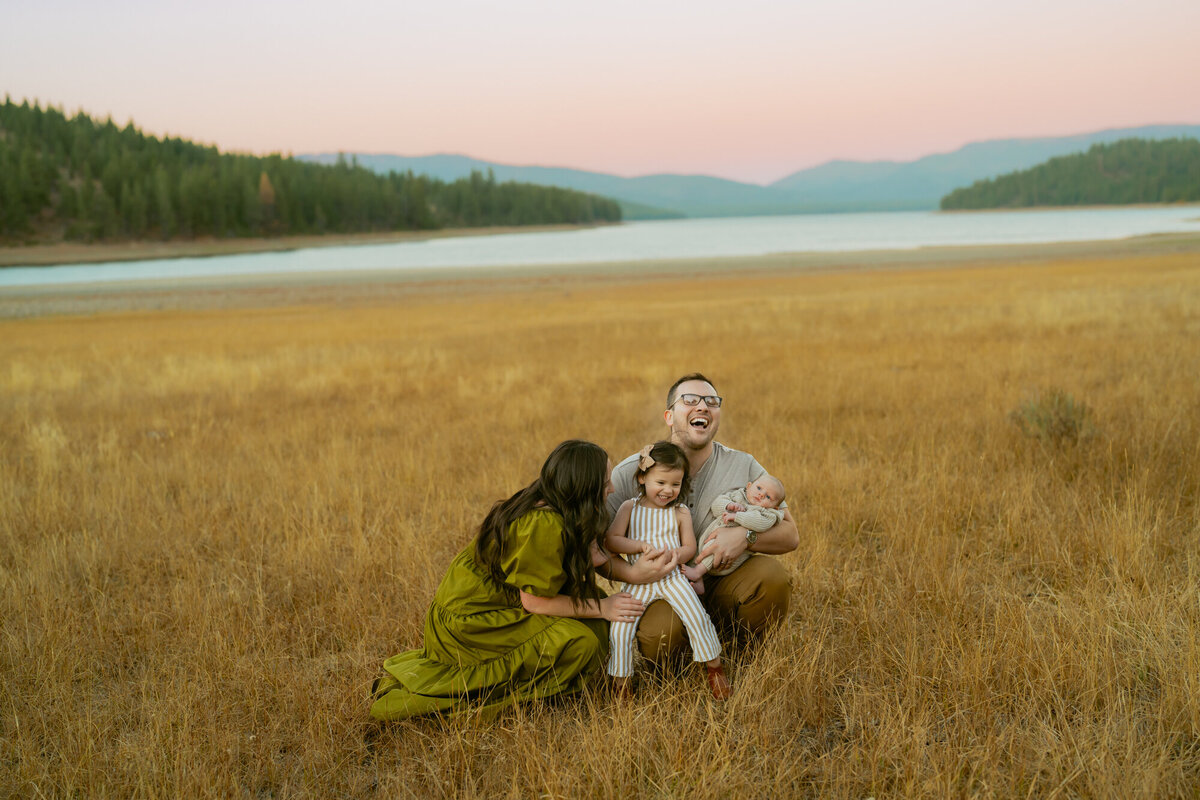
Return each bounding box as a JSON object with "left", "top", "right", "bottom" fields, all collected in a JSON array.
[{"left": 3, "top": 0, "right": 1199, "bottom": 184}]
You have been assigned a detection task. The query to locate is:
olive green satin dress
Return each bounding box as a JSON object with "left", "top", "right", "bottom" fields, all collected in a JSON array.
[{"left": 370, "top": 509, "right": 609, "bottom": 721}]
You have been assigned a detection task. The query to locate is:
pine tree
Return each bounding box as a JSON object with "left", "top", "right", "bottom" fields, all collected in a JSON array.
[
  {"left": 153, "top": 166, "right": 175, "bottom": 239},
  {"left": 258, "top": 171, "right": 276, "bottom": 232},
  {"left": 0, "top": 99, "right": 621, "bottom": 244}
]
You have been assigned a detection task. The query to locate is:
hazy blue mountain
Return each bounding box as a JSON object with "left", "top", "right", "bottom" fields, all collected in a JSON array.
[
  {"left": 299, "top": 124, "right": 1200, "bottom": 218},
  {"left": 298, "top": 153, "right": 767, "bottom": 218},
  {"left": 769, "top": 124, "right": 1200, "bottom": 210}
]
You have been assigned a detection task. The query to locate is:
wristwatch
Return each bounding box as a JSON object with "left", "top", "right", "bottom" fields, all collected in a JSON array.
[{"left": 745, "top": 529, "right": 758, "bottom": 546}]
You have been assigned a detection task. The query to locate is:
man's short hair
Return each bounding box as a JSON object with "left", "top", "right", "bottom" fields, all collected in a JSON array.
[{"left": 667, "top": 373, "right": 718, "bottom": 408}]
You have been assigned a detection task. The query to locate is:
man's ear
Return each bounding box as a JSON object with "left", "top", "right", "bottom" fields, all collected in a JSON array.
[{"left": 663, "top": 406, "right": 674, "bottom": 427}]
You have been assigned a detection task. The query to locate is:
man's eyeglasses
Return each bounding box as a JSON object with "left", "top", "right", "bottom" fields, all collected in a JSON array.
[{"left": 670, "top": 393, "right": 723, "bottom": 409}]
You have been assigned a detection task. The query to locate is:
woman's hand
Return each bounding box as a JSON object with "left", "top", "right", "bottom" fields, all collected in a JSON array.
[
  {"left": 599, "top": 545, "right": 679, "bottom": 585},
  {"left": 600, "top": 592, "right": 644, "bottom": 623},
  {"left": 628, "top": 546, "right": 679, "bottom": 583}
]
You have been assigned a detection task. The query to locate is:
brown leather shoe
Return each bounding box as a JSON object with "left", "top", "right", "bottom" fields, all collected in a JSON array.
[{"left": 706, "top": 664, "right": 732, "bottom": 700}]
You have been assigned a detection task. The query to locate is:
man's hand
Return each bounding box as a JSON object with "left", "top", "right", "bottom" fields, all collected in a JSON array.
[{"left": 698, "top": 526, "right": 749, "bottom": 571}]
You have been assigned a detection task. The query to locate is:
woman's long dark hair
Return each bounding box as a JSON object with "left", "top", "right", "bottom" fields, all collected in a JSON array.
[{"left": 475, "top": 440, "right": 609, "bottom": 606}]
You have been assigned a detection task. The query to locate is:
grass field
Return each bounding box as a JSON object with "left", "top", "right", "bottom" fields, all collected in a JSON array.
[{"left": 2, "top": 245, "right": 1199, "bottom": 797}]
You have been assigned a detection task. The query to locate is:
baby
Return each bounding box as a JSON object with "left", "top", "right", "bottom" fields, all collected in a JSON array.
[{"left": 682, "top": 475, "right": 786, "bottom": 592}]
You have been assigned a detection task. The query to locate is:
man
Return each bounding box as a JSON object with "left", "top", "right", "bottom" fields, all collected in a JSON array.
[{"left": 607, "top": 373, "right": 799, "bottom": 663}]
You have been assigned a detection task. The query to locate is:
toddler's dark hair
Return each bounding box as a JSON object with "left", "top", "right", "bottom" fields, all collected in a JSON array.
[{"left": 634, "top": 440, "right": 691, "bottom": 507}]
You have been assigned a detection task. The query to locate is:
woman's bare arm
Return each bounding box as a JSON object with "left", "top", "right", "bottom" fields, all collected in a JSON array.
[{"left": 519, "top": 590, "right": 643, "bottom": 623}]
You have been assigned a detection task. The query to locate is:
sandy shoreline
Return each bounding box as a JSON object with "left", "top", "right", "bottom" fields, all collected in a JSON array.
[
  {"left": 0, "top": 223, "right": 609, "bottom": 268},
  {"left": 2, "top": 232, "right": 1198, "bottom": 320}
]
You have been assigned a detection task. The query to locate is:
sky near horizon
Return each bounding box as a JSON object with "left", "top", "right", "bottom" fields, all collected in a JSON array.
[{"left": 3, "top": 0, "right": 1199, "bottom": 185}]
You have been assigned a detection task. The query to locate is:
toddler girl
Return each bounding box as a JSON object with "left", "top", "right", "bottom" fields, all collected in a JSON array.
[{"left": 605, "top": 440, "right": 731, "bottom": 699}]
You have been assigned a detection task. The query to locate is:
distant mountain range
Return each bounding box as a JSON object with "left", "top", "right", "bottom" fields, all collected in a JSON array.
[
  {"left": 298, "top": 124, "right": 1200, "bottom": 219},
  {"left": 941, "top": 138, "right": 1200, "bottom": 209}
]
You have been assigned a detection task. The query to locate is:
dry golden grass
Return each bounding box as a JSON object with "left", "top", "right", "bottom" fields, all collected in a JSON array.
[{"left": 2, "top": 248, "right": 1199, "bottom": 798}]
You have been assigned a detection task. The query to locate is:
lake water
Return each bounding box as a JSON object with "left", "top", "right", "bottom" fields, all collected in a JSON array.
[{"left": 2, "top": 206, "right": 1198, "bottom": 288}]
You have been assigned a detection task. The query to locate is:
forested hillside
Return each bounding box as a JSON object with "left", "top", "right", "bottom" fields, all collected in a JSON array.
[
  {"left": 0, "top": 98, "right": 621, "bottom": 244},
  {"left": 940, "top": 138, "right": 1200, "bottom": 210}
]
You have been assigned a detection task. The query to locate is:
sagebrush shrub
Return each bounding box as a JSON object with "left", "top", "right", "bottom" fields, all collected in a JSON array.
[{"left": 1010, "top": 388, "right": 1097, "bottom": 444}]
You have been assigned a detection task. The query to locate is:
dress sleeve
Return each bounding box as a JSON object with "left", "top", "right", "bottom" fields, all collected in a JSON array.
[{"left": 501, "top": 510, "right": 567, "bottom": 598}]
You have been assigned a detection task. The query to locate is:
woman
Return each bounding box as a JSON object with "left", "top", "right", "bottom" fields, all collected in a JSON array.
[{"left": 370, "top": 440, "right": 675, "bottom": 720}]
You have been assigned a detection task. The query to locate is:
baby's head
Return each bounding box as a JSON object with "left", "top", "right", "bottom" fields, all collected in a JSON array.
[{"left": 745, "top": 475, "right": 785, "bottom": 509}]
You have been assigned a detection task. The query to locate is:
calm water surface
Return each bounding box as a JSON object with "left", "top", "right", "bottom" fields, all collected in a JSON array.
[{"left": 3, "top": 207, "right": 1198, "bottom": 288}]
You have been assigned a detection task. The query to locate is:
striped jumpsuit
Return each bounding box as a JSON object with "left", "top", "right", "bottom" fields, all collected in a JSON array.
[{"left": 606, "top": 503, "right": 722, "bottom": 677}]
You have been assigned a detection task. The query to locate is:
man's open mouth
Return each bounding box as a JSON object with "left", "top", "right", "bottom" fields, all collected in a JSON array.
[{"left": 689, "top": 417, "right": 710, "bottom": 430}]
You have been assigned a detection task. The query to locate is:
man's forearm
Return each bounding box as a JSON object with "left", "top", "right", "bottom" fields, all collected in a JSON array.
[{"left": 747, "top": 514, "right": 799, "bottom": 554}]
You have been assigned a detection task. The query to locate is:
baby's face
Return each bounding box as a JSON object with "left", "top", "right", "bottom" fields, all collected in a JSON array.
[{"left": 745, "top": 478, "right": 784, "bottom": 509}]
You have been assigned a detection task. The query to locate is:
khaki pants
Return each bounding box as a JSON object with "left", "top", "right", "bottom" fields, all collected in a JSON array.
[{"left": 636, "top": 555, "right": 792, "bottom": 663}]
